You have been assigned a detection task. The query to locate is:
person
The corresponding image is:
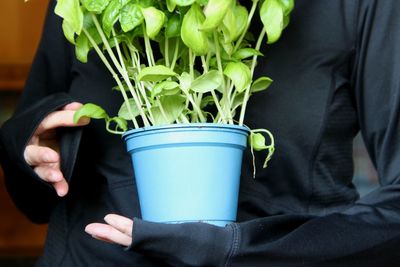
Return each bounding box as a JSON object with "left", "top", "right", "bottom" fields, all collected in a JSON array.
[{"left": 1, "top": 0, "right": 400, "bottom": 266}]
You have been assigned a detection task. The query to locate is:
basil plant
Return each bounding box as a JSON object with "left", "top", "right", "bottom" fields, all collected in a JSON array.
[{"left": 54, "top": 0, "right": 294, "bottom": 173}]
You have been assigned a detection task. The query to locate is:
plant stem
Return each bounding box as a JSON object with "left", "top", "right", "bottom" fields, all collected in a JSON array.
[
  {"left": 213, "top": 31, "right": 232, "bottom": 124},
  {"left": 156, "top": 98, "right": 170, "bottom": 123},
  {"left": 170, "top": 38, "right": 180, "bottom": 70},
  {"left": 239, "top": 28, "right": 266, "bottom": 125},
  {"left": 211, "top": 91, "right": 227, "bottom": 124},
  {"left": 180, "top": 114, "right": 190, "bottom": 123},
  {"left": 82, "top": 28, "right": 139, "bottom": 129},
  {"left": 92, "top": 14, "right": 149, "bottom": 127},
  {"left": 183, "top": 90, "right": 206, "bottom": 122},
  {"left": 233, "top": 0, "right": 259, "bottom": 53},
  {"left": 143, "top": 24, "right": 155, "bottom": 66},
  {"left": 165, "top": 37, "right": 170, "bottom": 67}
]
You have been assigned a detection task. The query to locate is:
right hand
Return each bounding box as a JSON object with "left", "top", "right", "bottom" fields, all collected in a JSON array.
[{"left": 24, "top": 102, "right": 90, "bottom": 197}]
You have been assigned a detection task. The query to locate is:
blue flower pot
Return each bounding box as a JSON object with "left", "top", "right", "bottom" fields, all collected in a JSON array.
[{"left": 123, "top": 123, "right": 249, "bottom": 227}]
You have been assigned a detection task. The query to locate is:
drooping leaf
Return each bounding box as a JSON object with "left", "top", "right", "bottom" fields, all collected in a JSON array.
[
  {"left": 55, "top": 0, "right": 83, "bottom": 39},
  {"left": 73, "top": 103, "right": 108, "bottom": 123},
  {"left": 120, "top": 3, "right": 143, "bottom": 32},
  {"left": 141, "top": 7, "right": 166, "bottom": 39},
  {"left": 260, "top": 0, "right": 284, "bottom": 44},
  {"left": 81, "top": 0, "right": 111, "bottom": 13},
  {"left": 138, "top": 65, "right": 177, "bottom": 82},
  {"left": 251, "top": 76, "right": 273, "bottom": 93},
  {"left": 223, "top": 62, "right": 251, "bottom": 92},
  {"left": 201, "top": 0, "right": 232, "bottom": 31},
  {"left": 61, "top": 20, "right": 76, "bottom": 44},
  {"left": 181, "top": 4, "right": 208, "bottom": 55},
  {"left": 118, "top": 99, "right": 141, "bottom": 120},
  {"left": 250, "top": 132, "right": 269, "bottom": 151},
  {"left": 232, "top": 48, "right": 263, "bottom": 60},
  {"left": 75, "top": 33, "right": 90, "bottom": 63},
  {"left": 108, "top": 117, "right": 128, "bottom": 131},
  {"left": 190, "top": 70, "right": 223, "bottom": 93}
]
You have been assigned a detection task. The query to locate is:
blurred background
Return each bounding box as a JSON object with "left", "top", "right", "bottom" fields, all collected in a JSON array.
[{"left": 0, "top": 1, "right": 379, "bottom": 266}]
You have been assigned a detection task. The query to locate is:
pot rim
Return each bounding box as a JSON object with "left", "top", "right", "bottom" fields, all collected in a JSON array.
[{"left": 122, "top": 123, "right": 250, "bottom": 139}]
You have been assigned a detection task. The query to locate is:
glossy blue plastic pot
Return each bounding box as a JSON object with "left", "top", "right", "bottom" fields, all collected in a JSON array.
[{"left": 123, "top": 123, "right": 249, "bottom": 227}]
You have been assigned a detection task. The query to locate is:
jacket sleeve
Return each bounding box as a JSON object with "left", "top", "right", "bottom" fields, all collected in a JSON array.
[
  {"left": 127, "top": 1, "right": 400, "bottom": 266},
  {"left": 0, "top": 0, "right": 80, "bottom": 224}
]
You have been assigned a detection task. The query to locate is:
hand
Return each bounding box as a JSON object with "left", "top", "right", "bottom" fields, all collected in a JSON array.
[
  {"left": 85, "top": 214, "right": 133, "bottom": 247},
  {"left": 23, "top": 102, "right": 90, "bottom": 197}
]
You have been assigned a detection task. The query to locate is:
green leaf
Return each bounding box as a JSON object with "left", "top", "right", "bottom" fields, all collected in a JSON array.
[
  {"left": 152, "top": 81, "right": 180, "bottom": 98},
  {"left": 200, "top": 95, "right": 214, "bottom": 109},
  {"left": 223, "top": 62, "right": 251, "bottom": 93},
  {"left": 165, "top": 14, "right": 181, "bottom": 38},
  {"left": 102, "top": 0, "right": 123, "bottom": 37},
  {"left": 201, "top": 0, "right": 232, "bottom": 31},
  {"left": 171, "top": 0, "right": 196, "bottom": 6},
  {"left": 178, "top": 72, "right": 192, "bottom": 92},
  {"left": 61, "top": 20, "right": 76, "bottom": 44},
  {"left": 81, "top": 0, "right": 111, "bottom": 13},
  {"left": 75, "top": 33, "right": 90, "bottom": 63},
  {"left": 232, "top": 48, "right": 263, "bottom": 60},
  {"left": 120, "top": 3, "right": 143, "bottom": 32},
  {"left": 141, "top": 7, "right": 166, "bottom": 39},
  {"left": 221, "top": 7, "right": 236, "bottom": 43},
  {"left": 249, "top": 132, "right": 269, "bottom": 151},
  {"left": 109, "top": 117, "right": 128, "bottom": 131},
  {"left": 251, "top": 76, "right": 273, "bottom": 93},
  {"left": 55, "top": 0, "right": 83, "bottom": 37},
  {"left": 151, "top": 95, "right": 186, "bottom": 125},
  {"left": 190, "top": 70, "right": 223, "bottom": 93},
  {"left": 260, "top": 0, "right": 284, "bottom": 44},
  {"left": 138, "top": 65, "right": 177, "bottom": 82},
  {"left": 166, "top": 0, "right": 176, "bottom": 12},
  {"left": 231, "top": 5, "right": 248, "bottom": 41},
  {"left": 181, "top": 4, "right": 208, "bottom": 55},
  {"left": 279, "top": 0, "right": 295, "bottom": 15},
  {"left": 73, "top": 103, "right": 108, "bottom": 123},
  {"left": 118, "top": 99, "right": 141, "bottom": 120}
]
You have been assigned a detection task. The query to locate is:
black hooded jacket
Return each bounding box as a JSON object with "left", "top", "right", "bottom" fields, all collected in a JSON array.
[{"left": 1, "top": 0, "right": 400, "bottom": 266}]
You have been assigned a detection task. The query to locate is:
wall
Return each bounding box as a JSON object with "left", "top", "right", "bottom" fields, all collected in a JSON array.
[{"left": 0, "top": 0, "right": 49, "bottom": 262}]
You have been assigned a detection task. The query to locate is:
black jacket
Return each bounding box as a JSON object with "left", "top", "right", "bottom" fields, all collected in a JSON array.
[{"left": 1, "top": 0, "right": 400, "bottom": 266}]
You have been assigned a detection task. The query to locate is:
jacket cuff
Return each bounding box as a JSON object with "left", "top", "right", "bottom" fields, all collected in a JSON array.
[
  {"left": 0, "top": 92, "right": 81, "bottom": 222},
  {"left": 127, "top": 218, "right": 238, "bottom": 266}
]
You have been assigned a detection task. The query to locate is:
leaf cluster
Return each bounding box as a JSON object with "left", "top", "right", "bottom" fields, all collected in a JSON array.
[{"left": 55, "top": 0, "right": 294, "bottom": 169}]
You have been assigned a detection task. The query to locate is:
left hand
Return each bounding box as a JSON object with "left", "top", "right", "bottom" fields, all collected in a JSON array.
[{"left": 85, "top": 214, "right": 133, "bottom": 247}]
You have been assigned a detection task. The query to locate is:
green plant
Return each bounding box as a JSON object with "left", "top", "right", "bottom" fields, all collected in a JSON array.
[{"left": 54, "top": 0, "right": 294, "bottom": 173}]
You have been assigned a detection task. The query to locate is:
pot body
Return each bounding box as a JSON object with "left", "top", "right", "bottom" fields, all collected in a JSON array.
[{"left": 123, "top": 123, "right": 249, "bottom": 227}]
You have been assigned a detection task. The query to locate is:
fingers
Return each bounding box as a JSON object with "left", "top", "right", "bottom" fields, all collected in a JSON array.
[
  {"left": 33, "top": 165, "right": 69, "bottom": 197},
  {"left": 62, "top": 102, "right": 83, "bottom": 111},
  {"left": 85, "top": 218, "right": 133, "bottom": 247},
  {"left": 24, "top": 145, "right": 68, "bottom": 197},
  {"left": 24, "top": 145, "right": 59, "bottom": 166},
  {"left": 35, "top": 110, "right": 90, "bottom": 135},
  {"left": 104, "top": 214, "right": 133, "bottom": 237}
]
